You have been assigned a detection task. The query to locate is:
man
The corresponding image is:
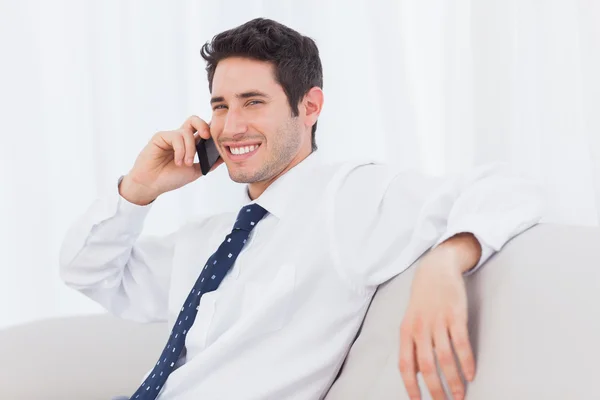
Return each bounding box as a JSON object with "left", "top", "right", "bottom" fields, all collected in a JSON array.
[{"left": 60, "top": 18, "right": 544, "bottom": 400}]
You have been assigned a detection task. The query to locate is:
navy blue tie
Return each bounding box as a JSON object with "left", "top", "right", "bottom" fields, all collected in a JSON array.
[{"left": 128, "top": 203, "right": 269, "bottom": 399}]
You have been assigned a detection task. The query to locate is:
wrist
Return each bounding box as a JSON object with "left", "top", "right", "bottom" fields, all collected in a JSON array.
[
  {"left": 436, "top": 233, "right": 482, "bottom": 274},
  {"left": 119, "top": 175, "right": 158, "bottom": 206}
]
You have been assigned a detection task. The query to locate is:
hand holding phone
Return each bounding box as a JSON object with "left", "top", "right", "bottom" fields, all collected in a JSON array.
[{"left": 120, "top": 116, "right": 218, "bottom": 205}]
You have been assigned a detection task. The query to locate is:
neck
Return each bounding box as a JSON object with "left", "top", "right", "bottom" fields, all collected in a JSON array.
[{"left": 247, "top": 147, "right": 313, "bottom": 200}]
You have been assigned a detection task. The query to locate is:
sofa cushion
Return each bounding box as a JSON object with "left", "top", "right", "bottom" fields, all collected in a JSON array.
[{"left": 0, "top": 314, "right": 167, "bottom": 399}]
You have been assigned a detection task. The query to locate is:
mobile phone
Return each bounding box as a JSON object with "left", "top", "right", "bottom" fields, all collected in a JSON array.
[{"left": 196, "top": 137, "right": 221, "bottom": 175}]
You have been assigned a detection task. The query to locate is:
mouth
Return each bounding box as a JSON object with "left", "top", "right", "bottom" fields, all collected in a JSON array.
[{"left": 224, "top": 143, "right": 262, "bottom": 161}]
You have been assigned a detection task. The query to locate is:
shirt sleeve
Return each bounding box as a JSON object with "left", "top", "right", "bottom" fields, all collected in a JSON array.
[
  {"left": 329, "top": 162, "right": 546, "bottom": 291},
  {"left": 59, "top": 177, "right": 177, "bottom": 323}
]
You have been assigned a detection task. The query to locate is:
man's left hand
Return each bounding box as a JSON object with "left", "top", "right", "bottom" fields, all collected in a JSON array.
[{"left": 398, "top": 237, "right": 479, "bottom": 400}]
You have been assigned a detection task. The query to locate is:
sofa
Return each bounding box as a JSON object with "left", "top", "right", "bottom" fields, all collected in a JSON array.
[{"left": 1, "top": 223, "right": 599, "bottom": 399}]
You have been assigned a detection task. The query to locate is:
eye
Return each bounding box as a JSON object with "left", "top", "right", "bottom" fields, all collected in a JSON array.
[
  {"left": 246, "top": 100, "right": 263, "bottom": 106},
  {"left": 212, "top": 104, "right": 227, "bottom": 111}
]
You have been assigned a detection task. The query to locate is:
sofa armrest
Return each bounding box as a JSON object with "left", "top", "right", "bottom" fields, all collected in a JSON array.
[{"left": 0, "top": 314, "right": 167, "bottom": 399}]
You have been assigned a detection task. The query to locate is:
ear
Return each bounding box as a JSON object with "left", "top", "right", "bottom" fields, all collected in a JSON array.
[{"left": 301, "top": 87, "right": 324, "bottom": 130}]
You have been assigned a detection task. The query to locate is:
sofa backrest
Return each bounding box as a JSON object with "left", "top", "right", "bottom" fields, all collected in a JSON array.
[{"left": 325, "top": 224, "right": 600, "bottom": 399}]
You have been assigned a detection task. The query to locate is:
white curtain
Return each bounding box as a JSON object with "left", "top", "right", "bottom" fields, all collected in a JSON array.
[{"left": 1, "top": 0, "right": 598, "bottom": 329}]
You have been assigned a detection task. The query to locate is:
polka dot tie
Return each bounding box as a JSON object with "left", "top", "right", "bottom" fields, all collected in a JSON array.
[{"left": 128, "top": 204, "right": 268, "bottom": 399}]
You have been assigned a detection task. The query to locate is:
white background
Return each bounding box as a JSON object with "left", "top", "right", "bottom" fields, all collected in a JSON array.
[{"left": 1, "top": 0, "right": 598, "bottom": 329}]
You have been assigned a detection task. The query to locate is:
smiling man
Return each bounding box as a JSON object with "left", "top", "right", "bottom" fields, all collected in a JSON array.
[
  {"left": 60, "top": 18, "right": 544, "bottom": 400},
  {"left": 208, "top": 55, "right": 316, "bottom": 199}
]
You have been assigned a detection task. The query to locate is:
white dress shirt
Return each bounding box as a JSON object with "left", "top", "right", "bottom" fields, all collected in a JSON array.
[{"left": 59, "top": 151, "right": 544, "bottom": 399}]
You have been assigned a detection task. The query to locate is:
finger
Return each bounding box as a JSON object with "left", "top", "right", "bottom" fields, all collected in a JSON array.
[
  {"left": 399, "top": 324, "right": 420, "bottom": 400},
  {"left": 449, "top": 321, "right": 476, "bottom": 382},
  {"left": 416, "top": 331, "right": 446, "bottom": 400},
  {"left": 181, "top": 115, "right": 210, "bottom": 139},
  {"left": 433, "top": 324, "right": 464, "bottom": 400},
  {"left": 181, "top": 130, "right": 196, "bottom": 166},
  {"left": 170, "top": 134, "right": 185, "bottom": 166}
]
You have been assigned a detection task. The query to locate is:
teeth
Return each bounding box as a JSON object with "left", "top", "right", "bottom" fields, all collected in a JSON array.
[{"left": 230, "top": 145, "right": 258, "bottom": 155}]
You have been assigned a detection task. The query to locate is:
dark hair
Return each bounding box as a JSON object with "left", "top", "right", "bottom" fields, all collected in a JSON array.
[{"left": 200, "top": 18, "right": 323, "bottom": 151}]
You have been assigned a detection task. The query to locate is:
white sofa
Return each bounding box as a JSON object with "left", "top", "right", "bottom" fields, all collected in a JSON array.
[{"left": 1, "top": 224, "right": 599, "bottom": 399}]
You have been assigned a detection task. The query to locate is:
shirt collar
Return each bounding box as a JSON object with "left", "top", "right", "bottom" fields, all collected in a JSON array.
[{"left": 242, "top": 151, "right": 322, "bottom": 219}]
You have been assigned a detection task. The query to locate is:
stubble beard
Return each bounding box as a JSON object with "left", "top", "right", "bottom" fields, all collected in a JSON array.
[{"left": 228, "top": 118, "right": 302, "bottom": 184}]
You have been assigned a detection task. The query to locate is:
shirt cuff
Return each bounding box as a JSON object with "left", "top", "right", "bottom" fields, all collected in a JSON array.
[
  {"left": 466, "top": 233, "right": 494, "bottom": 275},
  {"left": 91, "top": 176, "right": 154, "bottom": 239},
  {"left": 114, "top": 175, "right": 153, "bottom": 224}
]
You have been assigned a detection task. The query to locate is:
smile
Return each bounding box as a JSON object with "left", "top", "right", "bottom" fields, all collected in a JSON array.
[{"left": 225, "top": 143, "right": 261, "bottom": 160}]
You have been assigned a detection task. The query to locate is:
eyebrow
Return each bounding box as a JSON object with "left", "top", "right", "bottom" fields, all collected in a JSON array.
[{"left": 210, "top": 90, "right": 271, "bottom": 104}]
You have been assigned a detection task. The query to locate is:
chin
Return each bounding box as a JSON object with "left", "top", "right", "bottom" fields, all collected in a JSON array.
[
  {"left": 225, "top": 158, "right": 279, "bottom": 184},
  {"left": 227, "top": 168, "right": 262, "bottom": 184}
]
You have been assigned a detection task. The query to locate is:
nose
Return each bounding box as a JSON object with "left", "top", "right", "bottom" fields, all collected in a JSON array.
[{"left": 222, "top": 108, "right": 248, "bottom": 138}]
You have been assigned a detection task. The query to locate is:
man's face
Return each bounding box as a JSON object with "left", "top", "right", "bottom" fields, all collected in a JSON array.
[{"left": 209, "top": 57, "right": 304, "bottom": 184}]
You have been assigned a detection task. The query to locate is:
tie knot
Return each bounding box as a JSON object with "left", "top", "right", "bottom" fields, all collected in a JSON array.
[{"left": 233, "top": 203, "right": 268, "bottom": 232}]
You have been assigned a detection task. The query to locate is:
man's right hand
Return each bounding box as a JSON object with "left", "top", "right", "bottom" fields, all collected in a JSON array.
[{"left": 119, "top": 115, "right": 224, "bottom": 205}]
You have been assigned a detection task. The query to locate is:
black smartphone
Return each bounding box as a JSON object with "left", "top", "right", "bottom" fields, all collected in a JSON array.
[{"left": 196, "top": 137, "right": 221, "bottom": 175}]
